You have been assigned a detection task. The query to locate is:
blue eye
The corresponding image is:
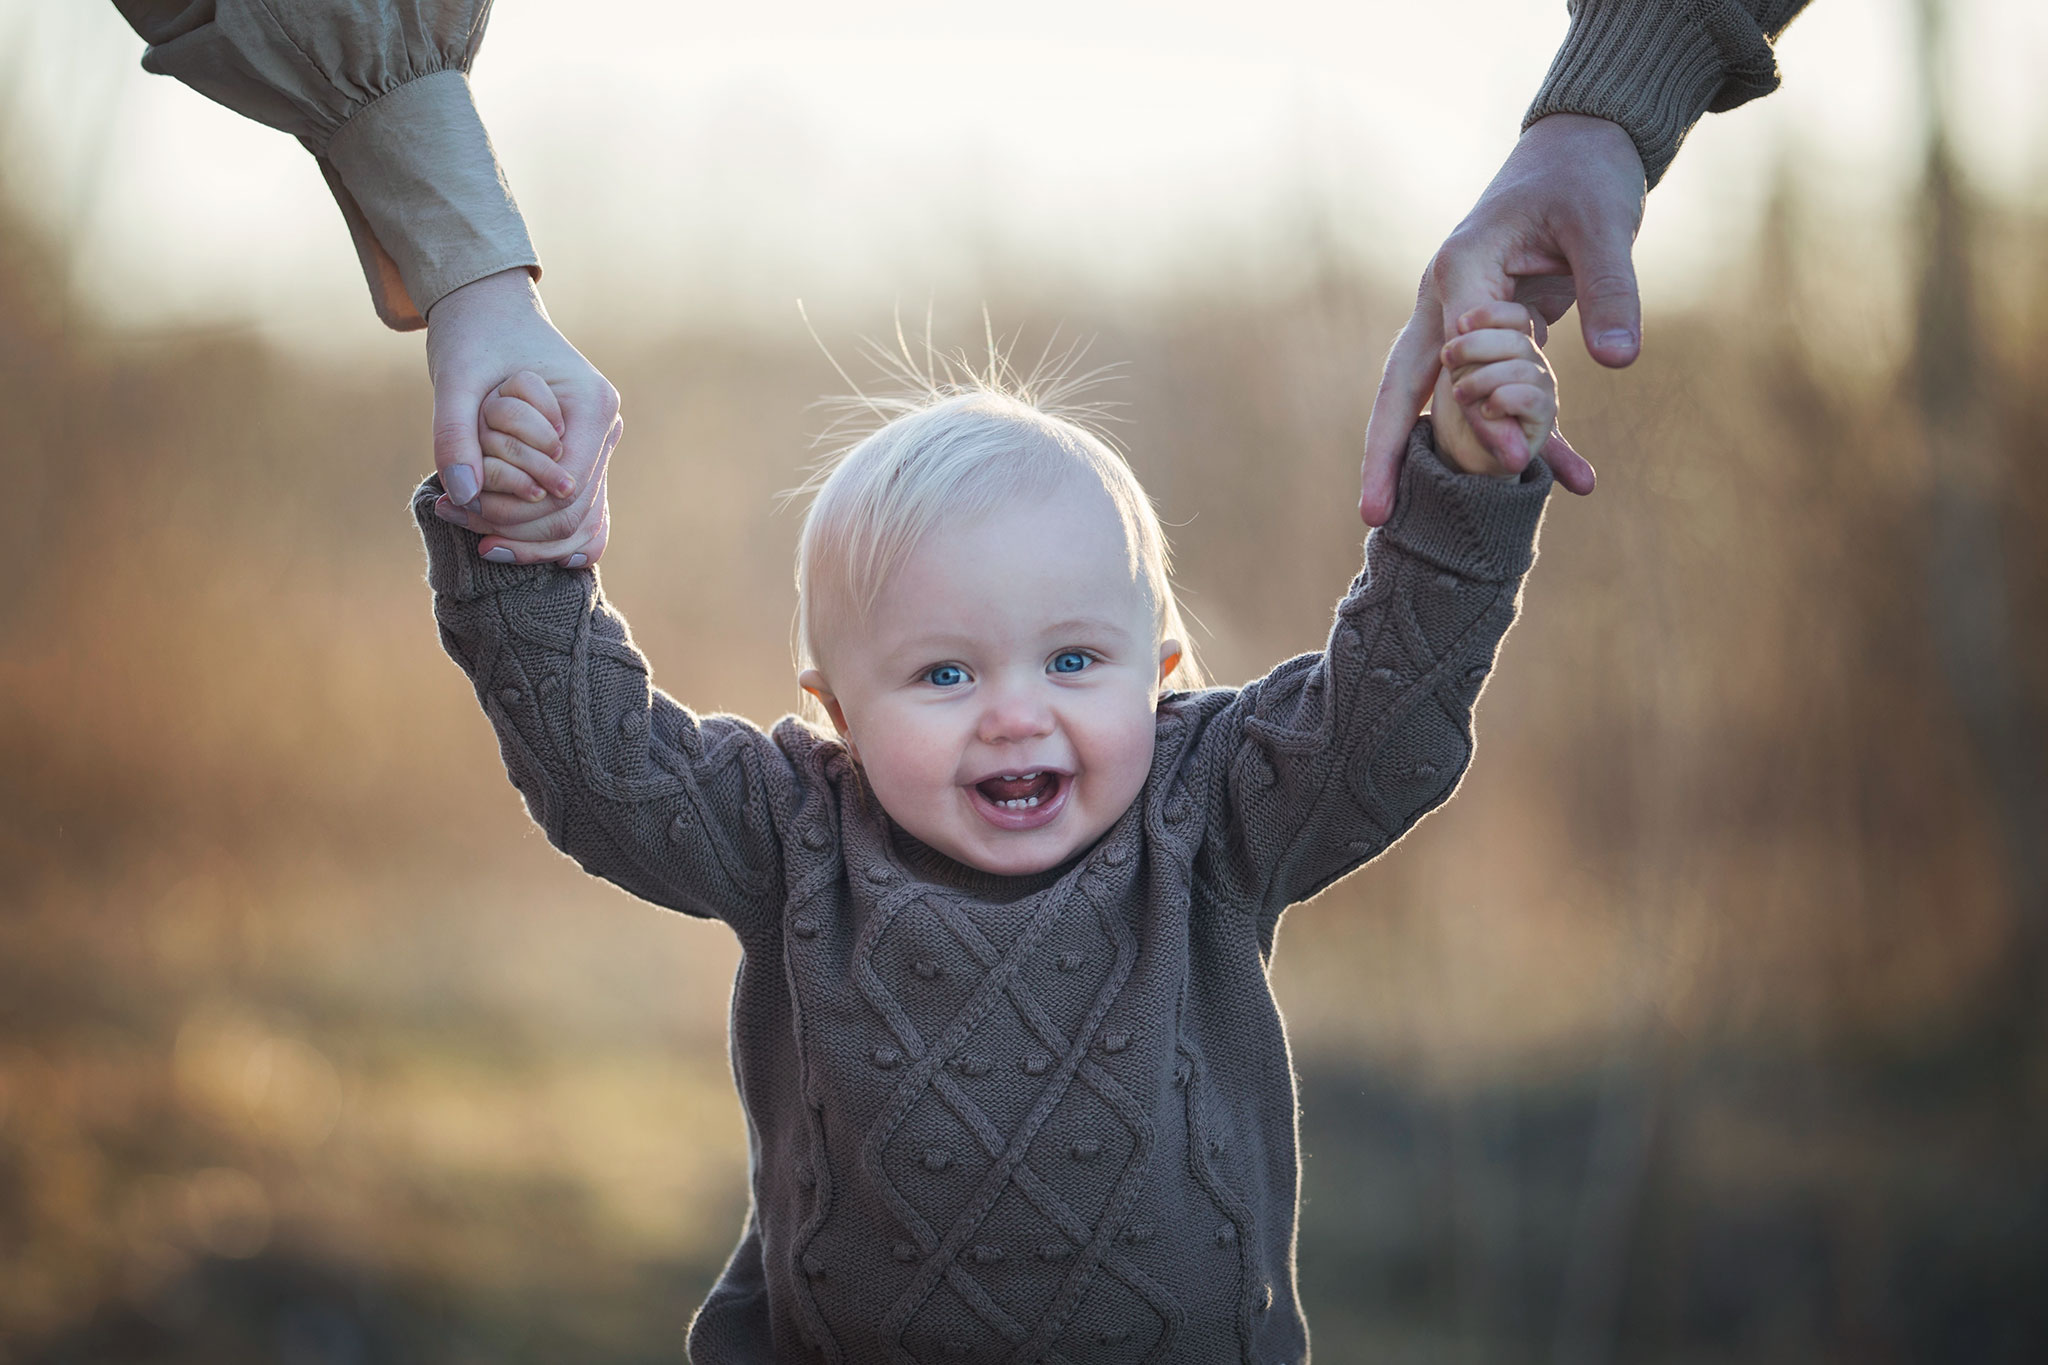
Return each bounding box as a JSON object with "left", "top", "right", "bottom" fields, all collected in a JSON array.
[
  {"left": 924, "top": 664, "right": 967, "bottom": 687},
  {"left": 1050, "top": 651, "right": 1092, "bottom": 675}
]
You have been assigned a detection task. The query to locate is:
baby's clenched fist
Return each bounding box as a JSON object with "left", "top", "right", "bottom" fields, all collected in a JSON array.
[{"left": 1430, "top": 301, "right": 1558, "bottom": 478}]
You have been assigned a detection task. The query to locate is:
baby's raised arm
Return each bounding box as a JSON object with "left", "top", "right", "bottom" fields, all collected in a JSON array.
[
  {"left": 1179, "top": 322, "right": 1557, "bottom": 929},
  {"left": 433, "top": 369, "right": 613, "bottom": 567},
  {"left": 411, "top": 469, "right": 797, "bottom": 939}
]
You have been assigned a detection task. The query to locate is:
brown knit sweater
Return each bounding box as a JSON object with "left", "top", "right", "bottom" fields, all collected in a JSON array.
[{"left": 414, "top": 421, "right": 1552, "bottom": 1364}]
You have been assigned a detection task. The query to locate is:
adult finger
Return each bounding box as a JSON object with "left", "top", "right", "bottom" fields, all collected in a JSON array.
[
  {"left": 431, "top": 370, "right": 488, "bottom": 511},
  {"left": 1559, "top": 209, "right": 1643, "bottom": 368},
  {"left": 1431, "top": 233, "right": 1517, "bottom": 342},
  {"left": 554, "top": 372, "right": 623, "bottom": 502},
  {"left": 1539, "top": 425, "right": 1597, "bottom": 495},
  {"left": 477, "top": 471, "right": 611, "bottom": 566},
  {"left": 551, "top": 404, "right": 624, "bottom": 564},
  {"left": 1428, "top": 238, "right": 1531, "bottom": 468},
  {"left": 433, "top": 490, "right": 583, "bottom": 545},
  {"left": 1361, "top": 305, "right": 1444, "bottom": 525}
]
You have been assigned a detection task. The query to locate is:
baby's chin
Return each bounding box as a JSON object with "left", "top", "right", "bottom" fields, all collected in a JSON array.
[
  {"left": 958, "top": 840, "right": 1086, "bottom": 879},
  {"left": 925, "top": 818, "right": 1105, "bottom": 881}
]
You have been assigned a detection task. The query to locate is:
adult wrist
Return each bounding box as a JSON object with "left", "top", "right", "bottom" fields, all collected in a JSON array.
[
  {"left": 1520, "top": 0, "right": 1778, "bottom": 188},
  {"left": 426, "top": 266, "right": 546, "bottom": 330},
  {"left": 1516, "top": 113, "right": 1645, "bottom": 187}
]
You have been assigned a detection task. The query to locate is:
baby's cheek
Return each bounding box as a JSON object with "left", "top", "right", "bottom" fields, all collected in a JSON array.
[
  {"left": 856, "top": 718, "right": 956, "bottom": 812},
  {"left": 1098, "top": 712, "right": 1159, "bottom": 806}
]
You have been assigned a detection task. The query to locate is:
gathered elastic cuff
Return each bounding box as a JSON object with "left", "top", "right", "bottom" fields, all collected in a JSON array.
[
  {"left": 1523, "top": 0, "right": 1781, "bottom": 188},
  {"left": 325, "top": 70, "right": 539, "bottom": 330},
  {"left": 1376, "top": 420, "right": 1552, "bottom": 583},
  {"left": 412, "top": 476, "right": 574, "bottom": 601}
]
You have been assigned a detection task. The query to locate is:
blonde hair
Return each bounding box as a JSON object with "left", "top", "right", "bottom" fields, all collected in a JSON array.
[{"left": 792, "top": 368, "right": 1201, "bottom": 704}]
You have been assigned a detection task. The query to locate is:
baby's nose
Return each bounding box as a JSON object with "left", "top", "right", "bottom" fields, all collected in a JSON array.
[{"left": 976, "top": 687, "right": 1054, "bottom": 743}]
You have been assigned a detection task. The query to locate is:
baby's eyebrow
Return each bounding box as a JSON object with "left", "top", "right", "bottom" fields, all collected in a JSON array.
[{"left": 1041, "top": 617, "right": 1134, "bottom": 640}]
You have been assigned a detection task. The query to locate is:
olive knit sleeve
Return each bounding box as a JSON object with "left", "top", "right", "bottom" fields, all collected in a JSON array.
[
  {"left": 1525, "top": 0, "right": 1814, "bottom": 187},
  {"left": 1187, "top": 421, "right": 1551, "bottom": 935},
  {"left": 411, "top": 479, "right": 799, "bottom": 940}
]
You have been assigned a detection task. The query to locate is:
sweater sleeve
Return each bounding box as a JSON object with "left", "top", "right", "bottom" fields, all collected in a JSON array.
[
  {"left": 1524, "top": 0, "right": 1813, "bottom": 187},
  {"left": 1187, "top": 421, "right": 1551, "bottom": 933},
  {"left": 411, "top": 479, "right": 796, "bottom": 940},
  {"left": 112, "top": 0, "right": 538, "bottom": 330}
]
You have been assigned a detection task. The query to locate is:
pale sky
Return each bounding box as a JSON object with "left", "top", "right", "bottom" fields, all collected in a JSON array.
[{"left": 2, "top": 1, "right": 2042, "bottom": 352}]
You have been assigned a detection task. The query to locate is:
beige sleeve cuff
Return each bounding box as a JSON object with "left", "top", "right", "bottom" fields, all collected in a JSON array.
[
  {"left": 319, "top": 69, "right": 539, "bottom": 331},
  {"left": 1523, "top": 0, "right": 1799, "bottom": 188}
]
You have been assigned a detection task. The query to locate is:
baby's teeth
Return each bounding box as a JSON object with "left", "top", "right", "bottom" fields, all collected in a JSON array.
[{"left": 997, "top": 795, "right": 1043, "bottom": 810}]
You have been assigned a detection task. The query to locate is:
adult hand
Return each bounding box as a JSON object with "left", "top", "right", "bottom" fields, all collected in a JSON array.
[
  {"left": 425, "top": 267, "right": 623, "bottom": 562},
  {"left": 1360, "top": 113, "right": 1646, "bottom": 524}
]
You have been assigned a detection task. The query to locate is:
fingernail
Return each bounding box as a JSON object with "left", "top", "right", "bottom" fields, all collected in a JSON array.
[
  {"left": 555, "top": 476, "right": 576, "bottom": 497},
  {"left": 432, "top": 498, "right": 463, "bottom": 525},
  {"left": 1597, "top": 329, "right": 1636, "bottom": 351},
  {"left": 481, "top": 546, "right": 516, "bottom": 563},
  {"left": 445, "top": 465, "right": 480, "bottom": 506},
  {"left": 564, "top": 553, "right": 589, "bottom": 569},
  {"left": 526, "top": 486, "right": 547, "bottom": 502}
]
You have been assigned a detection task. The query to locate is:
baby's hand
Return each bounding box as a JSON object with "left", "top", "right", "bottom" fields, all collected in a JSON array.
[
  {"left": 478, "top": 370, "right": 574, "bottom": 503},
  {"left": 433, "top": 369, "right": 614, "bottom": 568},
  {"left": 1430, "top": 301, "right": 1557, "bottom": 478}
]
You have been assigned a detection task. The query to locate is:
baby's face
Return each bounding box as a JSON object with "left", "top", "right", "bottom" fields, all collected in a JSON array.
[{"left": 804, "top": 474, "right": 1176, "bottom": 877}]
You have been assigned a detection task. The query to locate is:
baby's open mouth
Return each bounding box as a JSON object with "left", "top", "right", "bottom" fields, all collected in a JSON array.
[{"left": 975, "top": 771, "right": 1060, "bottom": 809}]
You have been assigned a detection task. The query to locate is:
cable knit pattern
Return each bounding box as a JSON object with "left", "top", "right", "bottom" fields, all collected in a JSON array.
[
  {"left": 413, "top": 419, "right": 1550, "bottom": 1364},
  {"left": 1524, "top": 0, "right": 1814, "bottom": 187}
]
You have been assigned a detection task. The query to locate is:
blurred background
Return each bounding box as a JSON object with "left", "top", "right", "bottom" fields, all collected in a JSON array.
[{"left": 3, "top": 0, "right": 2046, "bottom": 1361}]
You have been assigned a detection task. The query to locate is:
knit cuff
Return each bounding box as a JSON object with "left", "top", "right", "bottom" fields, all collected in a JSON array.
[
  {"left": 1377, "top": 420, "right": 1552, "bottom": 583},
  {"left": 411, "top": 476, "right": 576, "bottom": 602},
  {"left": 1523, "top": 0, "right": 1783, "bottom": 188},
  {"left": 324, "top": 70, "right": 540, "bottom": 330}
]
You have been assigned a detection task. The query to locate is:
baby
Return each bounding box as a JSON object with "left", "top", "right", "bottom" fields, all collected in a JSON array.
[{"left": 417, "top": 302, "right": 1557, "bottom": 1363}]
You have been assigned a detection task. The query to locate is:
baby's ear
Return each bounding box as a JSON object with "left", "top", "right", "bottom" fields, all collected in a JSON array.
[
  {"left": 1157, "top": 639, "right": 1183, "bottom": 686},
  {"left": 798, "top": 669, "right": 855, "bottom": 749}
]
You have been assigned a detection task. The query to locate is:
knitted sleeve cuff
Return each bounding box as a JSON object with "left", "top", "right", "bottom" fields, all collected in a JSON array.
[
  {"left": 1376, "top": 420, "right": 1552, "bottom": 583},
  {"left": 411, "top": 475, "right": 579, "bottom": 602},
  {"left": 1523, "top": 0, "right": 1790, "bottom": 188}
]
